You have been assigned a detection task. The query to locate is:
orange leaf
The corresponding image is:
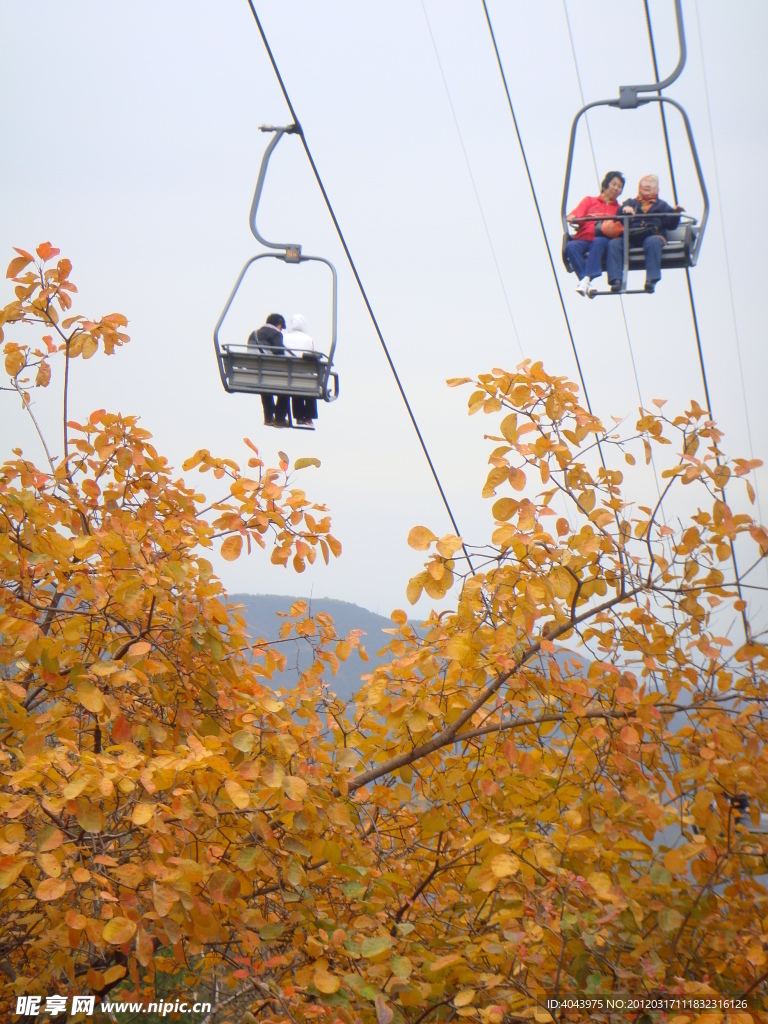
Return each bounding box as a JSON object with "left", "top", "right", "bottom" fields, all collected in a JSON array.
[
  {"left": 208, "top": 870, "right": 241, "bottom": 904},
  {"left": 220, "top": 534, "right": 243, "bottom": 561},
  {"left": 6, "top": 255, "right": 32, "bottom": 278},
  {"left": 36, "top": 241, "right": 60, "bottom": 261},
  {"left": 136, "top": 927, "right": 154, "bottom": 967},
  {"left": 36, "top": 878, "right": 66, "bottom": 901}
]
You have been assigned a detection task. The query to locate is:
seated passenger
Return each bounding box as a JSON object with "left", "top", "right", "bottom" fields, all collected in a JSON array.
[
  {"left": 248, "top": 312, "right": 289, "bottom": 426},
  {"left": 565, "top": 171, "right": 625, "bottom": 298},
  {"left": 606, "top": 174, "right": 685, "bottom": 293},
  {"left": 284, "top": 314, "right": 318, "bottom": 426}
]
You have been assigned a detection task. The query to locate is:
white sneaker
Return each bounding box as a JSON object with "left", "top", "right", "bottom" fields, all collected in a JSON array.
[
  {"left": 587, "top": 280, "right": 598, "bottom": 298},
  {"left": 576, "top": 277, "right": 589, "bottom": 296}
]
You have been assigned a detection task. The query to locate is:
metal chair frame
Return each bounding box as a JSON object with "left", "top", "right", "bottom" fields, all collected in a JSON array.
[
  {"left": 560, "top": 0, "right": 708, "bottom": 295},
  {"left": 213, "top": 124, "right": 339, "bottom": 402}
]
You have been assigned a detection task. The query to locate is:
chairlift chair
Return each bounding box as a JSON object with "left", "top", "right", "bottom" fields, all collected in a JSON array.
[
  {"left": 213, "top": 124, "right": 339, "bottom": 426},
  {"left": 560, "top": 0, "right": 708, "bottom": 296}
]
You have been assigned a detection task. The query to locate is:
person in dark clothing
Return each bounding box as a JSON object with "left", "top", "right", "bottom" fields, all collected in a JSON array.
[
  {"left": 606, "top": 174, "right": 685, "bottom": 293},
  {"left": 247, "top": 313, "right": 289, "bottom": 426}
]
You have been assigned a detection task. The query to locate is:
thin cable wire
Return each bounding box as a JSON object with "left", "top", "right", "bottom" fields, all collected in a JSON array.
[
  {"left": 560, "top": 0, "right": 599, "bottom": 186},
  {"left": 244, "top": 0, "right": 476, "bottom": 572},
  {"left": 481, "top": 0, "right": 654, "bottom": 596},
  {"left": 643, "top": 0, "right": 750, "bottom": 641},
  {"left": 480, "top": 0, "right": 597, "bottom": 424},
  {"left": 420, "top": 0, "right": 523, "bottom": 359},
  {"left": 561, "top": 0, "right": 667, "bottom": 517},
  {"left": 693, "top": 0, "right": 764, "bottom": 529},
  {"left": 641, "top": 1, "right": 711, "bottom": 411}
]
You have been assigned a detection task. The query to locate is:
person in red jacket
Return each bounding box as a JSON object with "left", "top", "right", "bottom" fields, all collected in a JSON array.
[{"left": 565, "top": 171, "right": 625, "bottom": 297}]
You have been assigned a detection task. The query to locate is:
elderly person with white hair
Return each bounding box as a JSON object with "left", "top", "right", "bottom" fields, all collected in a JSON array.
[{"left": 606, "top": 174, "right": 685, "bottom": 293}]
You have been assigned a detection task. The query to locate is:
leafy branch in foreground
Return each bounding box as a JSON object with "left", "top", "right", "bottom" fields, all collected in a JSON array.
[{"left": 2, "top": 248, "right": 768, "bottom": 1023}]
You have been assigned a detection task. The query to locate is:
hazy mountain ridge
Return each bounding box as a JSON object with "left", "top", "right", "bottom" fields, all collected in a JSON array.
[
  {"left": 228, "top": 594, "right": 591, "bottom": 704},
  {"left": 229, "top": 593, "right": 399, "bottom": 702}
]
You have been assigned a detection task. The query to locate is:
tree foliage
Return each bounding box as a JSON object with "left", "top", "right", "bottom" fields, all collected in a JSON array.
[{"left": 2, "top": 246, "right": 768, "bottom": 1023}]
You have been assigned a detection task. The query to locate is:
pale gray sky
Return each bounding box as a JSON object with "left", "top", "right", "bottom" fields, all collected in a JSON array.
[{"left": 1, "top": 1, "right": 766, "bottom": 627}]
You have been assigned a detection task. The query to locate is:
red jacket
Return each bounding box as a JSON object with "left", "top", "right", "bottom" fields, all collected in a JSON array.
[{"left": 567, "top": 195, "right": 620, "bottom": 241}]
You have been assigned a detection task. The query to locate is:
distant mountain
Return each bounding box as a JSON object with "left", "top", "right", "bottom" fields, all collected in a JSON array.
[
  {"left": 228, "top": 595, "right": 592, "bottom": 706},
  {"left": 229, "top": 594, "right": 398, "bottom": 702}
]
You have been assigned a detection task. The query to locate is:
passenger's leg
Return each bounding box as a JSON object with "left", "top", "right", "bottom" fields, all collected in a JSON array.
[
  {"left": 643, "top": 235, "right": 664, "bottom": 288},
  {"left": 291, "top": 396, "right": 304, "bottom": 421},
  {"left": 275, "top": 395, "right": 290, "bottom": 424},
  {"left": 261, "top": 394, "right": 275, "bottom": 424},
  {"left": 584, "top": 237, "right": 608, "bottom": 281},
  {"left": 606, "top": 238, "right": 624, "bottom": 288},
  {"left": 565, "top": 240, "right": 589, "bottom": 279}
]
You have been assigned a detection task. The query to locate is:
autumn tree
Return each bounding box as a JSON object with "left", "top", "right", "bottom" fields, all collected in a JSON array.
[{"left": 2, "top": 245, "right": 768, "bottom": 1024}]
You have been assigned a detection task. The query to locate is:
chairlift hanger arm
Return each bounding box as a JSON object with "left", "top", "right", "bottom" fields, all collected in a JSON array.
[
  {"left": 249, "top": 123, "right": 302, "bottom": 252},
  {"left": 620, "top": 0, "right": 686, "bottom": 107}
]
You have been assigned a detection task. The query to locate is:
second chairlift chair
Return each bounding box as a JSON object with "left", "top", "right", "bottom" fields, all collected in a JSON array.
[{"left": 213, "top": 124, "right": 339, "bottom": 426}]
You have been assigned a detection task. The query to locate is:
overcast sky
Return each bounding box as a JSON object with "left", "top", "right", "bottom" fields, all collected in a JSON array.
[{"left": 1, "top": 1, "right": 766, "bottom": 631}]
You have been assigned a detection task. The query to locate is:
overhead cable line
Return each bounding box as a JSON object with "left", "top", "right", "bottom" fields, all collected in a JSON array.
[
  {"left": 480, "top": 0, "right": 597, "bottom": 424},
  {"left": 244, "top": 0, "right": 476, "bottom": 572},
  {"left": 692, "top": 0, "right": 764, "bottom": 531},
  {"left": 642, "top": 1, "right": 711, "bottom": 414},
  {"left": 643, "top": 0, "right": 751, "bottom": 641},
  {"left": 420, "top": 0, "right": 523, "bottom": 360},
  {"left": 480, "top": 0, "right": 661, "bottom": 608},
  {"left": 561, "top": 0, "right": 668, "bottom": 521}
]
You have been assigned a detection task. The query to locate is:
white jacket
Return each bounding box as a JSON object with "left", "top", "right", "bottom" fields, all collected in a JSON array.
[{"left": 284, "top": 314, "right": 315, "bottom": 355}]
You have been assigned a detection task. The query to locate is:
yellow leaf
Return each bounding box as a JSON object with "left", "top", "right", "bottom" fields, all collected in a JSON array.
[
  {"left": 500, "top": 413, "right": 518, "bottom": 442},
  {"left": 76, "top": 681, "right": 104, "bottom": 714},
  {"left": 131, "top": 804, "right": 154, "bottom": 826},
  {"left": 283, "top": 776, "right": 308, "bottom": 801},
  {"left": 406, "top": 574, "right": 424, "bottom": 605},
  {"left": 454, "top": 989, "right": 476, "bottom": 1008},
  {"left": 38, "top": 853, "right": 61, "bottom": 878},
  {"left": 103, "top": 965, "right": 127, "bottom": 986},
  {"left": 314, "top": 969, "right": 340, "bottom": 994},
  {"left": 220, "top": 534, "right": 243, "bottom": 561},
  {"left": 490, "top": 854, "right": 517, "bottom": 878},
  {"left": 407, "top": 525, "right": 437, "bottom": 550},
  {"left": 263, "top": 762, "right": 285, "bottom": 789},
  {"left": 436, "top": 534, "right": 462, "bottom": 558},
  {"left": 103, "top": 917, "right": 137, "bottom": 944},
  {"left": 224, "top": 777, "right": 250, "bottom": 809},
  {"left": 588, "top": 871, "right": 612, "bottom": 897}
]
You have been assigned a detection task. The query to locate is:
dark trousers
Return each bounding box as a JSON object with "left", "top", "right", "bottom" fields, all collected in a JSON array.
[
  {"left": 261, "top": 394, "right": 289, "bottom": 423},
  {"left": 565, "top": 236, "right": 609, "bottom": 280},
  {"left": 291, "top": 396, "right": 318, "bottom": 421},
  {"left": 607, "top": 234, "right": 665, "bottom": 285}
]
